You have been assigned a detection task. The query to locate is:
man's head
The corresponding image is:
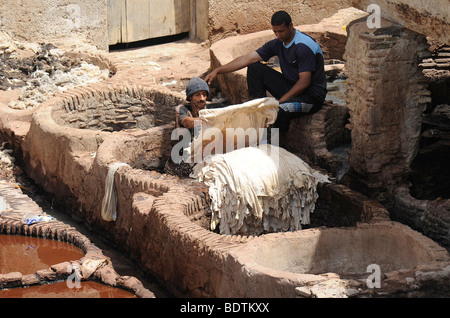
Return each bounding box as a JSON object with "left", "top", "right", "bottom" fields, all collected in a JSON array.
[
  {"left": 271, "top": 11, "right": 295, "bottom": 45},
  {"left": 186, "top": 77, "right": 209, "bottom": 110}
]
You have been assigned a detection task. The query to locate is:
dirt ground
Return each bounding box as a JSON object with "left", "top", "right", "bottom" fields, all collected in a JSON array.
[
  {"left": 0, "top": 35, "right": 215, "bottom": 112},
  {"left": 108, "top": 38, "right": 213, "bottom": 96}
]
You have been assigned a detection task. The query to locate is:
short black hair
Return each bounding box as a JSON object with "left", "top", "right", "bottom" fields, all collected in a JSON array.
[{"left": 271, "top": 11, "right": 292, "bottom": 26}]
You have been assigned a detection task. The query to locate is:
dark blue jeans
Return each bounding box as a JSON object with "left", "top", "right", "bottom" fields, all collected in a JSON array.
[{"left": 247, "top": 62, "right": 323, "bottom": 133}]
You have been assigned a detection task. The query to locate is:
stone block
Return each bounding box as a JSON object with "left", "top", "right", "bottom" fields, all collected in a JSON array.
[
  {"left": 22, "top": 274, "right": 40, "bottom": 286},
  {"left": 94, "top": 266, "right": 119, "bottom": 287},
  {"left": 51, "top": 261, "right": 72, "bottom": 276},
  {"left": 36, "top": 269, "right": 58, "bottom": 281},
  {"left": 0, "top": 272, "right": 23, "bottom": 288}
]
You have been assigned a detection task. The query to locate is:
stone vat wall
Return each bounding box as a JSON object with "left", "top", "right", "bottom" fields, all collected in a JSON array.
[
  {"left": 226, "top": 221, "right": 450, "bottom": 298},
  {"left": 21, "top": 84, "right": 184, "bottom": 210},
  {"left": 391, "top": 187, "right": 450, "bottom": 251},
  {"left": 286, "top": 101, "right": 350, "bottom": 177},
  {"left": 344, "top": 20, "right": 450, "bottom": 251},
  {"left": 52, "top": 86, "right": 177, "bottom": 132},
  {"left": 344, "top": 19, "right": 431, "bottom": 194}
]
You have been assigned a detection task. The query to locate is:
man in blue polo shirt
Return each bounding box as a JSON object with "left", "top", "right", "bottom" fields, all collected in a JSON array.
[{"left": 205, "top": 11, "right": 327, "bottom": 145}]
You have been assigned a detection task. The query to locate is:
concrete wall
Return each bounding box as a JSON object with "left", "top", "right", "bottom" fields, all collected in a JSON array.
[{"left": 0, "top": 0, "right": 108, "bottom": 50}]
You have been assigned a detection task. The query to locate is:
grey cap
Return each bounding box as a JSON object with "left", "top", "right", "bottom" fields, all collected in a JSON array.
[{"left": 185, "top": 77, "right": 209, "bottom": 101}]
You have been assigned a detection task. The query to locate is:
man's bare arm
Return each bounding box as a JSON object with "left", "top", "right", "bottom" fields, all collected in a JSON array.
[
  {"left": 205, "top": 51, "right": 262, "bottom": 85},
  {"left": 278, "top": 71, "right": 311, "bottom": 103},
  {"left": 180, "top": 117, "right": 205, "bottom": 129}
]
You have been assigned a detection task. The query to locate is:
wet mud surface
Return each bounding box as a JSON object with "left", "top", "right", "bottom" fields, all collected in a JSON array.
[
  {"left": 0, "top": 280, "right": 136, "bottom": 298},
  {"left": 0, "top": 234, "right": 84, "bottom": 275}
]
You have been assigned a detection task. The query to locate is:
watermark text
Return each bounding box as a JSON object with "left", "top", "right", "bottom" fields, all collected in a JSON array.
[
  {"left": 366, "top": 4, "right": 381, "bottom": 29},
  {"left": 366, "top": 264, "right": 381, "bottom": 288},
  {"left": 171, "top": 125, "right": 279, "bottom": 166}
]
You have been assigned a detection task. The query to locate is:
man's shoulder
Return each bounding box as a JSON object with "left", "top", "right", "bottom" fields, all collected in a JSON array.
[
  {"left": 292, "top": 30, "right": 322, "bottom": 55},
  {"left": 258, "top": 37, "right": 281, "bottom": 52},
  {"left": 177, "top": 103, "right": 192, "bottom": 116},
  {"left": 179, "top": 103, "right": 191, "bottom": 109},
  {"left": 264, "top": 37, "right": 281, "bottom": 48}
]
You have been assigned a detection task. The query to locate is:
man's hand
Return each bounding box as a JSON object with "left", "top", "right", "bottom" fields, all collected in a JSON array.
[
  {"left": 194, "top": 118, "right": 207, "bottom": 127},
  {"left": 181, "top": 117, "right": 206, "bottom": 129},
  {"left": 205, "top": 51, "right": 262, "bottom": 85},
  {"left": 279, "top": 71, "right": 311, "bottom": 103},
  {"left": 205, "top": 70, "right": 218, "bottom": 85}
]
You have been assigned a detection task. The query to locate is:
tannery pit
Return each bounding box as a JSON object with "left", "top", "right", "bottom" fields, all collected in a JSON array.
[{"left": 1, "top": 4, "right": 449, "bottom": 300}]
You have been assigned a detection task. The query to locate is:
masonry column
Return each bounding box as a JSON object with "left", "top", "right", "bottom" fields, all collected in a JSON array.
[{"left": 344, "top": 20, "right": 431, "bottom": 198}]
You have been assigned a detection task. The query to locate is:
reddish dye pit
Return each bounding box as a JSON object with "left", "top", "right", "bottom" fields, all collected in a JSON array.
[
  {"left": 0, "top": 234, "right": 85, "bottom": 275},
  {"left": 0, "top": 280, "right": 136, "bottom": 298}
]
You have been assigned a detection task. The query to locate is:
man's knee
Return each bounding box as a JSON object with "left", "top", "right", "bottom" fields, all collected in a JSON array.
[
  {"left": 247, "top": 62, "right": 268, "bottom": 77},
  {"left": 247, "top": 62, "right": 270, "bottom": 99}
]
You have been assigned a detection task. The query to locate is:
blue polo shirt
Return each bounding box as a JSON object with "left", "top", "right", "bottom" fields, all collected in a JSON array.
[{"left": 256, "top": 29, "right": 327, "bottom": 100}]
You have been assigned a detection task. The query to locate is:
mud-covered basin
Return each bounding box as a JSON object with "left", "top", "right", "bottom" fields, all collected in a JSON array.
[
  {"left": 237, "top": 221, "right": 449, "bottom": 278},
  {"left": 51, "top": 85, "right": 184, "bottom": 132}
]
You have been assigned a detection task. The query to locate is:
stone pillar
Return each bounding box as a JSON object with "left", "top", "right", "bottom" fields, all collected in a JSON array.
[{"left": 344, "top": 20, "right": 431, "bottom": 197}]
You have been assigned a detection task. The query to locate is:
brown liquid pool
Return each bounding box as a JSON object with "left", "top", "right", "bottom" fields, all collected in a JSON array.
[
  {"left": 0, "top": 281, "right": 136, "bottom": 298},
  {"left": 0, "top": 234, "right": 85, "bottom": 275}
]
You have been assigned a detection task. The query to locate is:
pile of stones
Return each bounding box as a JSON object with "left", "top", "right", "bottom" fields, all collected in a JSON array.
[
  {"left": 421, "top": 39, "right": 450, "bottom": 80},
  {"left": 0, "top": 43, "right": 81, "bottom": 91},
  {"left": 0, "top": 39, "right": 110, "bottom": 109}
]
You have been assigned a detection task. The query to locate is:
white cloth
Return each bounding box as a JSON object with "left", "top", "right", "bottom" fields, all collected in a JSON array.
[
  {"left": 101, "top": 162, "right": 129, "bottom": 221},
  {"left": 192, "top": 144, "right": 329, "bottom": 235},
  {"left": 189, "top": 97, "right": 279, "bottom": 162}
]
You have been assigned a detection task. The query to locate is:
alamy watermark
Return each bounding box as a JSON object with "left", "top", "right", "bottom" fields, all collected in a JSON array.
[
  {"left": 66, "top": 4, "right": 82, "bottom": 30},
  {"left": 366, "top": 264, "right": 381, "bottom": 288},
  {"left": 366, "top": 4, "right": 381, "bottom": 29},
  {"left": 171, "top": 122, "right": 280, "bottom": 167},
  {"left": 66, "top": 263, "right": 82, "bottom": 289}
]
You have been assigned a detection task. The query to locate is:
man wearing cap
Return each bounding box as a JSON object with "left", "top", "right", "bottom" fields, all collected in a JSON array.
[
  {"left": 166, "top": 77, "right": 223, "bottom": 177},
  {"left": 176, "top": 76, "right": 211, "bottom": 130}
]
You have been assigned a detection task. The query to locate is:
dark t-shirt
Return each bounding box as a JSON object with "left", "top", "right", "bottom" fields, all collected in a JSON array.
[
  {"left": 256, "top": 29, "right": 327, "bottom": 100},
  {"left": 178, "top": 103, "right": 194, "bottom": 124}
]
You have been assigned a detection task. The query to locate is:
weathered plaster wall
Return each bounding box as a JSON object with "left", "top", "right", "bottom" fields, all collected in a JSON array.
[
  {"left": 0, "top": 0, "right": 350, "bottom": 49},
  {"left": 0, "top": 0, "right": 448, "bottom": 50},
  {"left": 0, "top": 0, "right": 108, "bottom": 50},
  {"left": 350, "top": 0, "right": 450, "bottom": 45},
  {"left": 207, "top": 0, "right": 350, "bottom": 43}
]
